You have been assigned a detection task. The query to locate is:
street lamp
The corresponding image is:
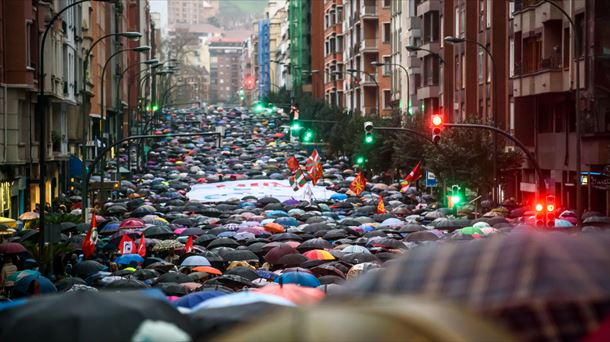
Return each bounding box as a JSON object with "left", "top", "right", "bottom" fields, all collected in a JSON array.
[
  {"left": 96, "top": 46, "right": 149, "bottom": 189},
  {"left": 542, "top": 0, "right": 583, "bottom": 226},
  {"left": 80, "top": 31, "right": 142, "bottom": 220},
  {"left": 372, "top": 60, "right": 410, "bottom": 116},
  {"left": 37, "top": 0, "right": 117, "bottom": 267},
  {"left": 346, "top": 68, "right": 381, "bottom": 117},
  {"left": 444, "top": 35, "right": 499, "bottom": 203}
]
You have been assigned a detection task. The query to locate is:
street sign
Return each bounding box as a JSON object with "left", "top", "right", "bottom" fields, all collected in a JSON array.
[{"left": 425, "top": 171, "right": 437, "bottom": 187}]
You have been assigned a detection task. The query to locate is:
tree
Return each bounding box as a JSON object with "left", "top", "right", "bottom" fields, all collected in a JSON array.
[{"left": 424, "top": 115, "right": 524, "bottom": 196}]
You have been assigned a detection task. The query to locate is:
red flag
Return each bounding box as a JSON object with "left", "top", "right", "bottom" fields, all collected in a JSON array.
[
  {"left": 118, "top": 235, "right": 135, "bottom": 255},
  {"left": 310, "top": 162, "right": 324, "bottom": 186},
  {"left": 287, "top": 156, "right": 300, "bottom": 173},
  {"left": 377, "top": 195, "right": 387, "bottom": 214},
  {"left": 137, "top": 234, "right": 146, "bottom": 257},
  {"left": 401, "top": 162, "right": 422, "bottom": 192},
  {"left": 82, "top": 214, "right": 98, "bottom": 258},
  {"left": 185, "top": 236, "right": 193, "bottom": 253},
  {"left": 349, "top": 172, "right": 367, "bottom": 196}
]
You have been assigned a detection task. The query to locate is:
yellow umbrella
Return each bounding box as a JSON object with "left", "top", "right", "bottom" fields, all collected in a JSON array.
[
  {"left": 19, "top": 211, "right": 39, "bottom": 221},
  {"left": 0, "top": 217, "right": 17, "bottom": 228}
]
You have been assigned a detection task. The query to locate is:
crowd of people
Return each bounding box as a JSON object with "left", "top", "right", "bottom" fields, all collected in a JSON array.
[{"left": 0, "top": 106, "right": 608, "bottom": 342}]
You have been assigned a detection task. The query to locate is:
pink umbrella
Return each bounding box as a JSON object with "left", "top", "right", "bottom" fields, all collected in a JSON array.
[
  {"left": 174, "top": 228, "right": 188, "bottom": 235},
  {"left": 119, "top": 218, "right": 145, "bottom": 229}
]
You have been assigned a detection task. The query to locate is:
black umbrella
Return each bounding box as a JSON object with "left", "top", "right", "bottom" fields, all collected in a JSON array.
[
  {"left": 303, "top": 223, "right": 332, "bottom": 233},
  {"left": 72, "top": 260, "right": 106, "bottom": 279},
  {"left": 105, "top": 278, "right": 149, "bottom": 289},
  {"left": 0, "top": 291, "right": 194, "bottom": 341},
  {"left": 154, "top": 271, "right": 192, "bottom": 284},
  {"left": 298, "top": 238, "right": 332, "bottom": 252},
  {"left": 154, "top": 282, "right": 188, "bottom": 296},
  {"left": 270, "top": 233, "right": 303, "bottom": 242},
  {"left": 131, "top": 269, "right": 159, "bottom": 281},
  {"left": 220, "top": 249, "right": 259, "bottom": 262},
  {"left": 225, "top": 267, "right": 258, "bottom": 281},
  {"left": 144, "top": 225, "right": 174, "bottom": 238},
  {"left": 208, "top": 238, "right": 240, "bottom": 249},
  {"left": 277, "top": 253, "right": 308, "bottom": 267},
  {"left": 54, "top": 277, "right": 86, "bottom": 292},
  {"left": 341, "top": 253, "right": 379, "bottom": 265},
  {"left": 194, "top": 234, "right": 217, "bottom": 245},
  {"left": 318, "top": 275, "right": 345, "bottom": 285}
]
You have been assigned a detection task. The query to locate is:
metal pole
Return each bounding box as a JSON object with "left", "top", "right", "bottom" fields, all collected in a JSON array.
[
  {"left": 39, "top": 0, "right": 91, "bottom": 274},
  {"left": 544, "top": 0, "right": 582, "bottom": 225}
]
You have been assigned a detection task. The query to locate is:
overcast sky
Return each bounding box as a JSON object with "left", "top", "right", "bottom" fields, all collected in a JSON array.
[{"left": 150, "top": 0, "right": 168, "bottom": 30}]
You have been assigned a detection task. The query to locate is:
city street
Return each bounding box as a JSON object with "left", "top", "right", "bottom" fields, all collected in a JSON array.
[{"left": 0, "top": 0, "right": 609, "bottom": 342}]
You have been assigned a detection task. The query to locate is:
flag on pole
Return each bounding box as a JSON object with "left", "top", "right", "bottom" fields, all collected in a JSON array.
[
  {"left": 286, "top": 156, "right": 300, "bottom": 173},
  {"left": 349, "top": 172, "right": 367, "bottom": 196},
  {"left": 82, "top": 214, "right": 98, "bottom": 259},
  {"left": 118, "top": 235, "right": 135, "bottom": 255},
  {"left": 377, "top": 195, "right": 387, "bottom": 214},
  {"left": 185, "top": 236, "right": 193, "bottom": 253},
  {"left": 304, "top": 184, "right": 314, "bottom": 202},
  {"left": 401, "top": 162, "right": 422, "bottom": 192},
  {"left": 305, "top": 150, "right": 320, "bottom": 173},
  {"left": 289, "top": 169, "right": 307, "bottom": 191},
  {"left": 137, "top": 234, "right": 146, "bottom": 257}
]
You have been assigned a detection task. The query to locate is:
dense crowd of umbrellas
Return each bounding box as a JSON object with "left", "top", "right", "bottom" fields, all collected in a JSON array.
[{"left": 0, "top": 106, "right": 609, "bottom": 341}]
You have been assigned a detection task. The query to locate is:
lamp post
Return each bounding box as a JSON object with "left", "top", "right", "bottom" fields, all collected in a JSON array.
[
  {"left": 80, "top": 31, "right": 142, "bottom": 220},
  {"left": 542, "top": 0, "right": 582, "bottom": 226},
  {"left": 97, "top": 45, "right": 150, "bottom": 191},
  {"left": 37, "top": 0, "right": 109, "bottom": 275},
  {"left": 346, "top": 68, "right": 381, "bottom": 117},
  {"left": 372, "top": 60, "right": 409, "bottom": 117},
  {"left": 444, "top": 35, "right": 499, "bottom": 203}
]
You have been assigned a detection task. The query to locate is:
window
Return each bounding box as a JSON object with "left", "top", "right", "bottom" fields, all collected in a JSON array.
[
  {"left": 383, "top": 56, "right": 391, "bottom": 75},
  {"left": 486, "top": 0, "right": 492, "bottom": 28},
  {"left": 383, "top": 0, "right": 391, "bottom": 8},
  {"left": 26, "top": 22, "right": 32, "bottom": 68},
  {"left": 383, "top": 90, "right": 392, "bottom": 108},
  {"left": 423, "top": 55, "right": 439, "bottom": 86},
  {"left": 575, "top": 13, "right": 585, "bottom": 57},
  {"left": 523, "top": 35, "right": 542, "bottom": 73},
  {"left": 383, "top": 23, "right": 391, "bottom": 42},
  {"left": 455, "top": 7, "right": 459, "bottom": 36},
  {"left": 478, "top": 50, "right": 484, "bottom": 83},
  {"left": 459, "top": 6, "right": 465, "bottom": 37},
  {"left": 423, "top": 11, "right": 439, "bottom": 43},
  {"left": 461, "top": 54, "right": 466, "bottom": 88}
]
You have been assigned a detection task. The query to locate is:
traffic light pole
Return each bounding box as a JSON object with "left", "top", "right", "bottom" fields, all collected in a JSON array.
[{"left": 443, "top": 123, "right": 546, "bottom": 198}]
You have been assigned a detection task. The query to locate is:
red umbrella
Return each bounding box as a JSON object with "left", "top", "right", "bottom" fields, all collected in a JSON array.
[
  {"left": 196, "top": 178, "right": 207, "bottom": 184},
  {"left": 119, "top": 218, "right": 146, "bottom": 229},
  {"left": 253, "top": 284, "right": 325, "bottom": 305},
  {"left": 273, "top": 133, "right": 285, "bottom": 138},
  {"left": 0, "top": 242, "right": 27, "bottom": 254}
]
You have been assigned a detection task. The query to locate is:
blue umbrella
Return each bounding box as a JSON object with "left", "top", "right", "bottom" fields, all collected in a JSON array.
[
  {"left": 191, "top": 291, "right": 295, "bottom": 311},
  {"left": 217, "top": 231, "right": 236, "bottom": 238},
  {"left": 330, "top": 193, "right": 348, "bottom": 201},
  {"left": 275, "top": 217, "right": 298, "bottom": 227},
  {"left": 255, "top": 269, "right": 277, "bottom": 280},
  {"left": 114, "top": 254, "right": 144, "bottom": 265},
  {"left": 173, "top": 290, "right": 227, "bottom": 309},
  {"left": 100, "top": 222, "right": 120, "bottom": 234},
  {"left": 266, "top": 210, "right": 288, "bottom": 217},
  {"left": 181, "top": 255, "right": 211, "bottom": 267},
  {"left": 275, "top": 271, "right": 321, "bottom": 288},
  {"left": 554, "top": 219, "right": 574, "bottom": 228},
  {"left": 13, "top": 275, "right": 57, "bottom": 297}
]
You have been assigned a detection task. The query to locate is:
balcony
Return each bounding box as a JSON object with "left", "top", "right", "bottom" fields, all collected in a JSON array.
[
  {"left": 416, "top": 42, "right": 441, "bottom": 59},
  {"left": 417, "top": 85, "right": 440, "bottom": 99},
  {"left": 360, "top": 72, "right": 378, "bottom": 87},
  {"left": 513, "top": 1, "right": 564, "bottom": 33},
  {"left": 361, "top": 39, "right": 378, "bottom": 53},
  {"left": 416, "top": 0, "right": 440, "bottom": 15},
  {"left": 352, "top": 42, "right": 361, "bottom": 55},
  {"left": 512, "top": 58, "right": 570, "bottom": 97},
  {"left": 361, "top": 5, "right": 377, "bottom": 19}
]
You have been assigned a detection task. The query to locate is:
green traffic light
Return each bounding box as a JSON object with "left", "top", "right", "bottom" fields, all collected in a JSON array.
[
  {"left": 254, "top": 103, "right": 264, "bottom": 112},
  {"left": 291, "top": 122, "right": 301, "bottom": 130},
  {"left": 146, "top": 105, "right": 151, "bottom": 111},
  {"left": 365, "top": 134, "right": 374, "bottom": 144},
  {"left": 356, "top": 156, "right": 365, "bottom": 164},
  {"left": 451, "top": 195, "right": 462, "bottom": 204},
  {"left": 152, "top": 105, "right": 159, "bottom": 111}
]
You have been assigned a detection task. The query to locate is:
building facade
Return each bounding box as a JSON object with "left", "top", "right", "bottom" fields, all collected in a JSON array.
[
  {"left": 208, "top": 39, "right": 244, "bottom": 104},
  {"left": 323, "top": 0, "right": 345, "bottom": 108},
  {"left": 168, "top": 0, "right": 219, "bottom": 28}
]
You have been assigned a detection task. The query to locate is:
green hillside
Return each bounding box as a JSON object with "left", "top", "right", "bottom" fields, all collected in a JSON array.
[{"left": 220, "top": 0, "right": 267, "bottom": 16}]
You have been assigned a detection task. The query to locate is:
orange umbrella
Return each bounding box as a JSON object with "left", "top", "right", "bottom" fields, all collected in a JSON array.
[
  {"left": 303, "top": 249, "right": 335, "bottom": 261},
  {"left": 192, "top": 266, "right": 222, "bottom": 275},
  {"left": 264, "top": 222, "right": 285, "bottom": 234},
  {"left": 253, "top": 284, "right": 325, "bottom": 305}
]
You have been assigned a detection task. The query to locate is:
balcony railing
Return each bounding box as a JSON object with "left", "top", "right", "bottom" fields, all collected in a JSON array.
[
  {"left": 361, "top": 5, "right": 377, "bottom": 17},
  {"left": 361, "top": 39, "right": 378, "bottom": 52}
]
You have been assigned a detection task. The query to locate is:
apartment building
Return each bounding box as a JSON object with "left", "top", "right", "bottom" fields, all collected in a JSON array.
[
  {"left": 323, "top": 0, "right": 345, "bottom": 107},
  {"left": 342, "top": 0, "right": 392, "bottom": 117},
  {"left": 168, "top": 0, "right": 220, "bottom": 28},
  {"left": 511, "top": 0, "right": 609, "bottom": 212},
  {"left": 208, "top": 39, "right": 244, "bottom": 103}
]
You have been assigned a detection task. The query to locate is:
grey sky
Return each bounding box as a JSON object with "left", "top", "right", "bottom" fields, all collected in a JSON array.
[{"left": 149, "top": 0, "right": 168, "bottom": 30}]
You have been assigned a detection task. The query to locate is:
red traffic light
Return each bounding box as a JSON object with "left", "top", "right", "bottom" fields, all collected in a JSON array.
[
  {"left": 432, "top": 115, "right": 443, "bottom": 126},
  {"left": 535, "top": 203, "right": 544, "bottom": 212},
  {"left": 546, "top": 204, "right": 555, "bottom": 212},
  {"left": 244, "top": 75, "right": 255, "bottom": 90}
]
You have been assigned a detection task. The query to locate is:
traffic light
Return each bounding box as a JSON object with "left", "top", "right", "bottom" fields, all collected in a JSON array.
[
  {"left": 546, "top": 195, "right": 556, "bottom": 227},
  {"left": 364, "top": 121, "right": 374, "bottom": 144},
  {"left": 152, "top": 104, "right": 159, "bottom": 112},
  {"left": 244, "top": 75, "right": 255, "bottom": 90},
  {"left": 291, "top": 121, "right": 302, "bottom": 131},
  {"left": 254, "top": 102, "right": 264, "bottom": 113},
  {"left": 431, "top": 114, "right": 443, "bottom": 143},
  {"left": 303, "top": 129, "right": 314, "bottom": 142},
  {"left": 535, "top": 202, "right": 546, "bottom": 226},
  {"left": 355, "top": 155, "right": 365, "bottom": 165},
  {"left": 450, "top": 185, "right": 462, "bottom": 206},
  {"left": 239, "top": 88, "right": 245, "bottom": 100}
]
